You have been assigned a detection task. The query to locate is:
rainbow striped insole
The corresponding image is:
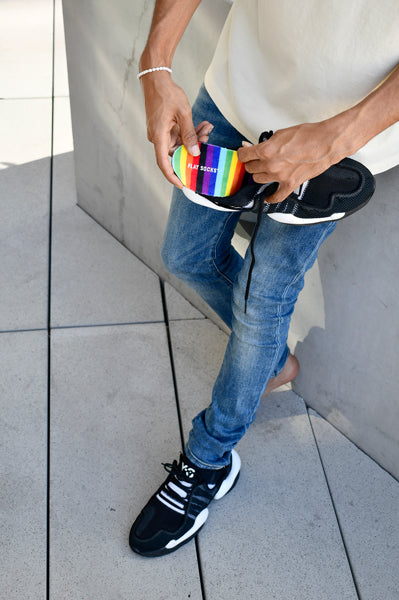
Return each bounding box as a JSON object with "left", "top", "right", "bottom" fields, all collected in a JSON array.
[{"left": 172, "top": 143, "right": 248, "bottom": 197}]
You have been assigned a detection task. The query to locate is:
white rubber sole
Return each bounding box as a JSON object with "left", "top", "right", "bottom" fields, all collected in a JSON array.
[
  {"left": 164, "top": 449, "right": 241, "bottom": 551},
  {"left": 183, "top": 187, "right": 347, "bottom": 225},
  {"left": 182, "top": 187, "right": 253, "bottom": 212},
  {"left": 214, "top": 449, "right": 241, "bottom": 500},
  {"left": 268, "top": 211, "right": 345, "bottom": 225}
]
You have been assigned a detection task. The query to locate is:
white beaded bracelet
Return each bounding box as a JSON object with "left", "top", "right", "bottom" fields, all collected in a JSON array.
[{"left": 137, "top": 66, "right": 172, "bottom": 80}]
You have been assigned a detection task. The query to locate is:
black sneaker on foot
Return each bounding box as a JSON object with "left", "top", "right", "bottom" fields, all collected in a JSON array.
[{"left": 129, "top": 450, "right": 241, "bottom": 557}]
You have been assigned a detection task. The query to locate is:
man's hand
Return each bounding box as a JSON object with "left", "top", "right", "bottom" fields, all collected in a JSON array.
[
  {"left": 237, "top": 121, "right": 349, "bottom": 204},
  {"left": 141, "top": 73, "right": 213, "bottom": 188},
  {"left": 238, "top": 61, "right": 399, "bottom": 205}
]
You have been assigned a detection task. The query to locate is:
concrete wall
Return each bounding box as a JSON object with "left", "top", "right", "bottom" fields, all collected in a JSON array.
[
  {"left": 62, "top": 0, "right": 232, "bottom": 327},
  {"left": 289, "top": 165, "right": 399, "bottom": 479},
  {"left": 62, "top": 0, "right": 399, "bottom": 479}
]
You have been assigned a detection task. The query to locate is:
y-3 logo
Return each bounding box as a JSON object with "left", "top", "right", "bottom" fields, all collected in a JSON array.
[{"left": 182, "top": 463, "right": 196, "bottom": 478}]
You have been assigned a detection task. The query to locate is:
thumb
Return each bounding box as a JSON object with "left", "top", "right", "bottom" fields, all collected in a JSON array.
[{"left": 179, "top": 114, "right": 200, "bottom": 156}]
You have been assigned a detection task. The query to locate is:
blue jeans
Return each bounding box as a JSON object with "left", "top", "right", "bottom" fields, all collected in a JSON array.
[{"left": 162, "top": 85, "right": 336, "bottom": 468}]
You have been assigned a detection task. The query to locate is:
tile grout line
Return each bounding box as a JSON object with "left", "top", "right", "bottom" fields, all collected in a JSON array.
[
  {"left": 51, "top": 320, "right": 165, "bottom": 330},
  {"left": 158, "top": 279, "right": 185, "bottom": 451},
  {"left": 194, "top": 537, "right": 208, "bottom": 600},
  {"left": 284, "top": 392, "right": 398, "bottom": 484},
  {"left": 309, "top": 405, "right": 399, "bottom": 484},
  {"left": 76, "top": 201, "right": 206, "bottom": 322},
  {"left": 46, "top": 2, "right": 56, "bottom": 600},
  {"left": 77, "top": 204, "right": 163, "bottom": 276},
  {"left": 159, "top": 278, "right": 208, "bottom": 600},
  {"left": 74, "top": 203, "right": 212, "bottom": 327},
  {"left": 306, "top": 407, "right": 362, "bottom": 600},
  {"left": 0, "top": 320, "right": 204, "bottom": 334},
  {"left": 0, "top": 327, "right": 47, "bottom": 334}
]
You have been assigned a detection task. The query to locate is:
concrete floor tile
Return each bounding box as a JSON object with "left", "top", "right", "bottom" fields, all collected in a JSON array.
[
  {"left": 165, "top": 282, "right": 205, "bottom": 321},
  {"left": 199, "top": 393, "right": 357, "bottom": 600},
  {"left": 50, "top": 324, "right": 202, "bottom": 599},
  {"left": 0, "top": 0, "right": 53, "bottom": 99},
  {"left": 310, "top": 410, "right": 399, "bottom": 600},
  {"left": 0, "top": 99, "right": 51, "bottom": 330},
  {"left": 0, "top": 98, "right": 52, "bottom": 166},
  {"left": 0, "top": 331, "right": 47, "bottom": 599},
  {"left": 51, "top": 203, "right": 164, "bottom": 326},
  {"left": 51, "top": 108, "right": 165, "bottom": 327},
  {"left": 169, "top": 320, "right": 357, "bottom": 599},
  {"left": 169, "top": 320, "right": 228, "bottom": 441}
]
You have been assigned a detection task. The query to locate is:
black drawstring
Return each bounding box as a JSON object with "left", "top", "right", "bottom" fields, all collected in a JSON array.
[
  {"left": 243, "top": 131, "right": 274, "bottom": 313},
  {"left": 244, "top": 198, "right": 265, "bottom": 312}
]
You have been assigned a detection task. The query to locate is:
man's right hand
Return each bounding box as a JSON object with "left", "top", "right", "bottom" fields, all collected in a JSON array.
[{"left": 140, "top": 72, "right": 213, "bottom": 188}]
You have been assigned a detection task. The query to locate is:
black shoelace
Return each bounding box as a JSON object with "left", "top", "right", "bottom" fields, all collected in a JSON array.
[{"left": 156, "top": 461, "right": 195, "bottom": 515}]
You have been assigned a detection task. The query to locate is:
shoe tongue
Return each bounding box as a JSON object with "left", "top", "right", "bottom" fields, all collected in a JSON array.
[
  {"left": 179, "top": 455, "right": 221, "bottom": 484},
  {"left": 179, "top": 455, "right": 222, "bottom": 484},
  {"left": 179, "top": 458, "right": 198, "bottom": 482}
]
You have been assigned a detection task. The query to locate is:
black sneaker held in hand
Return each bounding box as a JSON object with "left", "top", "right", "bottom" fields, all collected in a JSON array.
[
  {"left": 173, "top": 131, "right": 376, "bottom": 311},
  {"left": 173, "top": 130, "right": 376, "bottom": 224},
  {"left": 257, "top": 155, "right": 376, "bottom": 225},
  {"left": 129, "top": 450, "right": 241, "bottom": 557}
]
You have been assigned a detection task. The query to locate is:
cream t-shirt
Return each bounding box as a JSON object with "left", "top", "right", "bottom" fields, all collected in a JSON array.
[{"left": 205, "top": 0, "right": 399, "bottom": 174}]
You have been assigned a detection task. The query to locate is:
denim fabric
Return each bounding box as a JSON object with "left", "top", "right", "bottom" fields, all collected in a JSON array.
[{"left": 162, "top": 85, "right": 337, "bottom": 468}]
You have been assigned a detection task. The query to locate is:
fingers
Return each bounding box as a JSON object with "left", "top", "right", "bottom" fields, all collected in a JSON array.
[
  {"left": 244, "top": 161, "right": 270, "bottom": 177},
  {"left": 153, "top": 119, "right": 214, "bottom": 188},
  {"left": 238, "top": 140, "right": 272, "bottom": 179},
  {"left": 142, "top": 78, "right": 206, "bottom": 187},
  {"left": 168, "top": 123, "right": 184, "bottom": 156},
  {"left": 238, "top": 141, "right": 298, "bottom": 204},
  {"left": 179, "top": 110, "right": 200, "bottom": 156},
  {"left": 154, "top": 121, "right": 215, "bottom": 188},
  {"left": 237, "top": 141, "right": 262, "bottom": 163},
  {"left": 154, "top": 134, "right": 184, "bottom": 188},
  {"left": 195, "top": 121, "right": 214, "bottom": 144},
  {"left": 238, "top": 138, "right": 300, "bottom": 203},
  {"left": 263, "top": 182, "right": 292, "bottom": 205},
  {"left": 168, "top": 121, "right": 214, "bottom": 155}
]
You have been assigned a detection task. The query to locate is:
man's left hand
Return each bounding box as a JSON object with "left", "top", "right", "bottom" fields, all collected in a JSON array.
[{"left": 237, "top": 121, "right": 349, "bottom": 204}]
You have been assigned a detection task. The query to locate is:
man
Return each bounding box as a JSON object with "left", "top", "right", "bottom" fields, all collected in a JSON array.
[{"left": 129, "top": 0, "right": 399, "bottom": 557}]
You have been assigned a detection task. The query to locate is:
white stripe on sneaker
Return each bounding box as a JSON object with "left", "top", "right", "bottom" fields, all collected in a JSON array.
[
  {"left": 156, "top": 494, "right": 185, "bottom": 514},
  {"left": 168, "top": 481, "right": 188, "bottom": 498},
  {"left": 296, "top": 180, "right": 309, "bottom": 201},
  {"left": 159, "top": 490, "right": 184, "bottom": 509}
]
